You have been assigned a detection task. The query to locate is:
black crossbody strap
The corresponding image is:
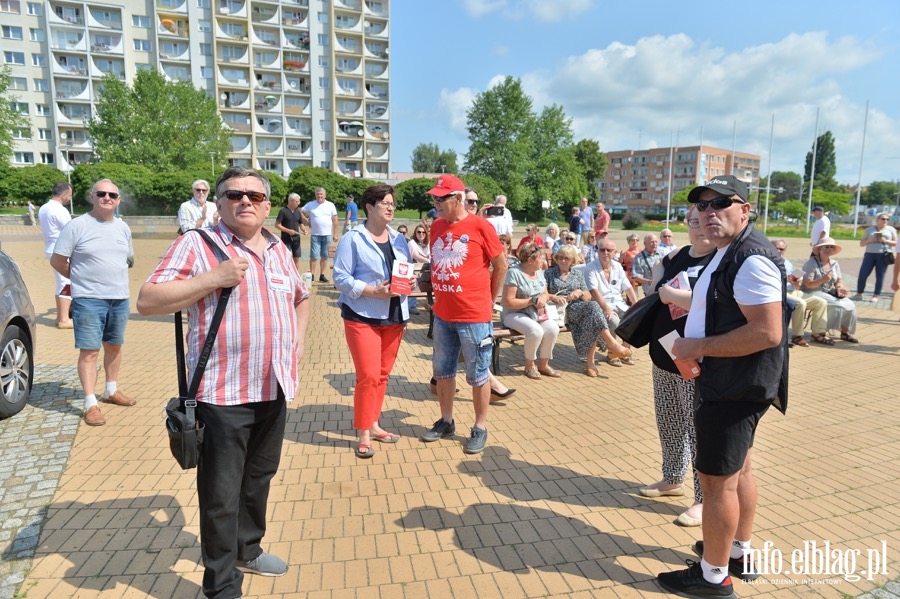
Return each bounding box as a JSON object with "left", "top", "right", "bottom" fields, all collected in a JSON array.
[{"left": 174, "top": 229, "right": 235, "bottom": 425}]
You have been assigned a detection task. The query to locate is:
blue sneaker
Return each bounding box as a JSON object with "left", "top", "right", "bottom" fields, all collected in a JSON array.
[
  {"left": 236, "top": 552, "right": 287, "bottom": 577},
  {"left": 465, "top": 427, "right": 488, "bottom": 454},
  {"left": 421, "top": 418, "right": 455, "bottom": 442}
]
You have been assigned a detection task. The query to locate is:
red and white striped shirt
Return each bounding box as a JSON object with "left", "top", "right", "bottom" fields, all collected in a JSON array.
[{"left": 147, "top": 223, "right": 309, "bottom": 406}]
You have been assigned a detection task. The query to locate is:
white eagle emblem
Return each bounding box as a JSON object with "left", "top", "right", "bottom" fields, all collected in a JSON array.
[{"left": 431, "top": 232, "right": 468, "bottom": 283}]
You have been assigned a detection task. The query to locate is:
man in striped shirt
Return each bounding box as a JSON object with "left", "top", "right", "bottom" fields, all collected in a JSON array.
[{"left": 138, "top": 166, "right": 310, "bottom": 599}]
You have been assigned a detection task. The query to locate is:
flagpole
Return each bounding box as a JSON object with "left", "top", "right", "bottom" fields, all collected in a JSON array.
[
  {"left": 805, "top": 107, "right": 820, "bottom": 234},
  {"left": 763, "top": 114, "right": 774, "bottom": 234},
  {"left": 852, "top": 100, "right": 869, "bottom": 237}
]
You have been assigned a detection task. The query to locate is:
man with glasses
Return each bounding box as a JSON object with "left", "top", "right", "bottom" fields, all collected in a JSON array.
[
  {"left": 631, "top": 233, "right": 662, "bottom": 296},
  {"left": 658, "top": 228, "right": 677, "bottom": 257},
  {"left": 771, "top": 239, "right": 827, "bottom": 347},
  {"left": 586, "top": 239, "right": 636, "bottom": 365},
  {"left": 51, "top": 179, "right": 136, "bottom": 427},
  {"left": 658, "top": 175, "right": 788, "bottom": 599},
  {"left": 420, "top": 174, "right": 507, "bottom": 454},
  {"left": 302, "top": 187, "right": 339, "bottom": 283},
  {"left": 177, "top": 179, "right": 219, "bottom": 234},
  {"left": 138, "top": 166, "right": 310, "bottom": 599}
]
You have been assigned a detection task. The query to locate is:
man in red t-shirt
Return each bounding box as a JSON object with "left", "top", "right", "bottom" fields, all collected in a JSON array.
[{"left": 421, "top": 174, "right": 507, "bottom": 454}]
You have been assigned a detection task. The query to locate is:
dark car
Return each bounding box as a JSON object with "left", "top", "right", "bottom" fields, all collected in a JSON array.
[{"left": 0, "top": 242, "right": 36, "bottom": 418}]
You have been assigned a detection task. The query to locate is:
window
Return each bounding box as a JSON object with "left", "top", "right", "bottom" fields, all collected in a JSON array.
[
  {"left": 320, "top": 141, "right": 331, "bottom": 150},
  {"left": 32, "top": 53, "right": 46, "bottom": 67},
  {"left": 220, "top": 45, "right": 243, "bottom": 60},
  {"left": 35, "top": 104, "right": 48, "bottom": 115},
  {"left": 13, "top": 128, "right": 30, "bottom": 139},
  {"left": 133, "top": 39, "right": 150, "bottom": 51},
  {"left": 39, "top": 128, "right": 52, "bottom": 140},
  {"left": 201, "top": 66, "right": 213, "bottom": 78},
  {"left": 29, "top": 28, "right": 44, "bottom": 42},
  {"left": 317, "top": 11, "right": 328, "bottom": 23},
  {"left": 0, "top": 1, "right": 21, "bottom": 14},
  {"left": 197, "top": 0, "right": 210, "bottom": 7},
  {"left": 27, "top": 2, "right": 40, "bottom": 15},
  {"left": 320, "top": 161, "right": 331, "bottom": 169},
  {"left": 199, "top": 43, "right": 212, "bottom": 55},
  {"left": 319, "top": 99, "right": 331, "bottom": 109},
  {"left": 14, "top": 152, "right": 34, "bottom": 165},
  {"left": 33, "top": 78, "right": 49, "bottom": 91},
  {"left": 40, "top": 153, "right": 54, "bottom": 164},
  {"left": 319, "top": 120, "right": 331, "bottom": 132},
  {"left": 4, "top": 51, "right": 24, "bottom": 65},
  {"left": 2, "top": 25, "right": 23, "bottom": 39},
  {"left": 136, "top": 63, "right": 152, "bottom": 72},
  {"left": 318, "top": 77, "right": 330, "bottom": 89},
  {"left": 9, "top": 76, "right": 26, "bottom": 90},
  {"left": 198, "top": 20, "right": 211, "bottom": 32},
  {"left": 132, "top": 15, "right": 149, "bottom": 27},
  {"left": 318, "top": 56, "right": 330, "bottom": 67},
  {"left": 317, "top": 34, "right": 328, "bottom": 46},
  {"left": 10, "top": 101, "right": 28, "bottom": 114}
]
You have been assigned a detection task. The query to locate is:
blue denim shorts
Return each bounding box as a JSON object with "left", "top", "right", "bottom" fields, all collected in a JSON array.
[
  {"left": 432, "top": 316, "right": 492, "bottom": 386},
  {"left": 310, "top": 235, "right": 330, "bottom": 260},
  {"left": 72, "top": 298, "right": 130, "bottom": 349}
]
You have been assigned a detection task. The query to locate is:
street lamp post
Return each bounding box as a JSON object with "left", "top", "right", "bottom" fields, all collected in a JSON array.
[{"left": 209, "top": 151, "right": 216, "bottom": 178}]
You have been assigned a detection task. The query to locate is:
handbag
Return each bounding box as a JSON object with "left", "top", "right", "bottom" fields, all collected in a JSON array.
[
  {"left": 885, "top": 248, "right": 895, "bottom": 265},
  {"left": 165, "top": 230, "right": 234, "bottom": 470},
  {"left": 615, "top": 292, "right": 662, "bottom": 348}
]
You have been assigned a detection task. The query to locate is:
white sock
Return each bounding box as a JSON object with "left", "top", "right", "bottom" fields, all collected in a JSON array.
[
  {"left": 84, "top": 395, "right": 97, "bottom": 411},
  {"left": 700, "top": 558, "right": 728, "bottom": 584},
  {"left": 104, "top": 382, "right": 117, "bottom": 398},
  {"left": 732, "top": 539, "right": 751, "bottom": 560}
]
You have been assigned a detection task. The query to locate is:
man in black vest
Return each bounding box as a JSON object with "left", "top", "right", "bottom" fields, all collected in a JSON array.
[{"left": 658, "top": 175, "right": 788, "bottom": 599}]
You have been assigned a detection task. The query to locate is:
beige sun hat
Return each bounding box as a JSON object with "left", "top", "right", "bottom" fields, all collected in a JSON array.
[{"left": 813, "top": 237, "right": 842, "bottom": 255}]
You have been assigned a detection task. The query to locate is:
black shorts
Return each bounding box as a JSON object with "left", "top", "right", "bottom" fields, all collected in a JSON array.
[
  {"left": 282, "top": 236, "right": 302, "bottom": 258},
  {"left": 694, "top": 400, "right": 770, "bottom": 476}
]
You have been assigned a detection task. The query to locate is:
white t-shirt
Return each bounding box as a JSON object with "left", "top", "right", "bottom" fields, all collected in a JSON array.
[
  {"left": 584, "top": 260, "right": 631, "bottom": 311},
  {"left": 487, "top": 207, "right": 514, "bottom": 236},
  {"left": 302, "top": 200, "right": 337, "bottom": 236},
  {"left": 52, "top": 214, "right": 133, "bottom": 299},
  {"left": 38, "top": 200, "right": 71, "bottom": 255},
  {"left": 684, "top": 249, "right": 782, "bottom": 340},
  {"left": 810, "top": 215, "right": 830, "bottom": 246}
]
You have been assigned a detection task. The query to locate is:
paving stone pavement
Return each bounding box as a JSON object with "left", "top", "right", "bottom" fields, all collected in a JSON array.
[
  {"left": 0, "top": 365, "right": 80, "bottom": 599},
  {"left": 0, "top": 228, "right": 897, "bottom": 599}
]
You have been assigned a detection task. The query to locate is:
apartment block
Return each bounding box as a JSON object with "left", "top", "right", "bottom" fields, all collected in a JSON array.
[
  {"left": 1, "top": 0, "right": 390, "bottom": 179},
  {"left": 599, "top": 145, "right": 760, "bottom": 212}
]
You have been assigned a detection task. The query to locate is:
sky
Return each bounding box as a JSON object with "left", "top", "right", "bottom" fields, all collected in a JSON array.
[{"left": 388, "top": 0, "right": 900, "bottom": 187}]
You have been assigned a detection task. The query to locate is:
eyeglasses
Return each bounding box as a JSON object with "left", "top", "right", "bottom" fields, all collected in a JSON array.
[
  {"left": 194, "top": 188, "right": 209, "bottom": 193},
  {"left": 878, "top": 217, "right": 889, "bottom": 221},
  {"left": 432, "top": 192, "right": 458, "bottom": 203},
  {"left": 222, "top": 189, "right": 268, "bottom": 204},
  {"left": 687, "top": 218, "right": 700, "bottom": 229},
  {"left": 375, "top": 201, "right": 395, "bottom": 209},
  {"left": 94, "top": 190, "right": 120, "bottom": 199},
  {"left": 415, "top": 230, "right": 426, "bottom": 235},
  {"left": 775, "top": 247, "right": 786, "bottom": 252},
  {"left": 661, "top": 234, "right": 672, "bottom": 238},
  {"left": 466, "top": 200, "right": 479, "bottom": 206},
  {"left": 694, "top": 196, "right": 743, "bottom": 212},
  {"left": 598, "top": 248, "right": 616, "bottom": 253},
  {"left": 821, "top": 245, "right": 836, "bottom": 250}
]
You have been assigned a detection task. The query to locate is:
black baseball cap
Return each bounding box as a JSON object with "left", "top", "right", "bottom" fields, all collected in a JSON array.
[{"left": 688, "top": 175, "right": 749, "bottom": 203}]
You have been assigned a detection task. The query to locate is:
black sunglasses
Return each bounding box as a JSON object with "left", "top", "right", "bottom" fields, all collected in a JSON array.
[
  {"left": 94, "top": 190, "right": 120, "bottom": 199},
  {"left": 695, "top": 196, "right": 743, "bottom": 212},
  {"left": 466, "top": 199, "right": 478, "bottom": 206},
  {"left": 222, "top": 190, "right": 268, "bottom": 204},
  {"left": 432, "top": 192, "right": 458, "bottom": 203}
]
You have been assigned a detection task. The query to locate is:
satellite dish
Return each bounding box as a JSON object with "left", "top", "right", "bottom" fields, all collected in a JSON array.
[{"left": 357, "top": 130, "right": 363, "bottom": 137}]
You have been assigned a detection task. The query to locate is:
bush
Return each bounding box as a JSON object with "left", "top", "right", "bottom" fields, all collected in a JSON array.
[{"left": 621, "top": 211, "right": 644, "bottom": 230}]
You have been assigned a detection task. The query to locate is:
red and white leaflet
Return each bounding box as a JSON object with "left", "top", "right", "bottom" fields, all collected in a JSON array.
[
  {"left": 390, "top": 260, "right": 413, "bottom": 295},
  {"left": 658, "top": 330, "right": 701, "bottom": 380},
  {"left": 666, "top": 271, "right": 691, "bottom": 320}
]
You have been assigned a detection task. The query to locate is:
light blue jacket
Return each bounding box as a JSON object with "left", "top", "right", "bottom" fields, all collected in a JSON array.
[{"left": 333, "top": 222, "right": 413, "bottom": 321}]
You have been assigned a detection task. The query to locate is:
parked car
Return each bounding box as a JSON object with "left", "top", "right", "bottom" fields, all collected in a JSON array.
[{"left": 0, "top": 242, "right": 36, "bottom": 419}]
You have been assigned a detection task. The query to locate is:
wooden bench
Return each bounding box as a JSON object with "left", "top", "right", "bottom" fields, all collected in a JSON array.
[{"left": 491, "top": 322, "right": 570, "bottom": 372}]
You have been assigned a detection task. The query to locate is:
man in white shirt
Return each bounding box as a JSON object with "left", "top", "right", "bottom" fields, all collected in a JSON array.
[
  {"left": 485, "top": 194, "right": 514, "bottom": 236},
  {"left": 658, "top": 228, "right": 677, "bottom": 257},
  {"left": 810, "top": 205, "right": 829, "bottom": 248},
  {"left": 177, "top": 179, "right": 219, "bottom": 233},
  {"left": 301, "top": 187, "right": 338, "bottom": 282},
  {"left": 38, "top": 182, "right": 74, "bottom": 328}
]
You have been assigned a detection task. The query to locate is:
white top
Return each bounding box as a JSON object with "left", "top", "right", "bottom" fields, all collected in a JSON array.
[
  {"left": 38, "top": 200, "right": 71, "bottom": 255},
  {"left": 52, "top": 214, "right": 134, "bottom": 299},
  {"left": 584, "top": 260, "right": 631, "bottom": 311},
  {"left": 302, "top": 200, "right": 337, "bottom": 236},
  {"left": 487, "top": 207, "right": 514, "bottom": 236},
  {"left": 810, "top": 214, "right": 830, "bottom": 246},
  {"left": 684, "top": 250, "right": 782, "bottom": 340},
  {"left": 177, "top": 198, "right": 218, "bottom": 232},
  {"left": 408, "top": 238, "right": 430, "bottom": 263}
]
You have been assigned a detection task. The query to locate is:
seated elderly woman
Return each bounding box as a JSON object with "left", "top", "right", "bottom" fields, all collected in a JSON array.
[
  {"left": 501, "top": 242, "right": 563, "bottom": 379},
  {"left": 800, "top": 237, "right": 859, "bottom": 343},
  {"left": 545, "top": 245, "right": 634, "bottom": 377},
  {"left": 544, "top": 223, "right": 561, "bottom": 249}
]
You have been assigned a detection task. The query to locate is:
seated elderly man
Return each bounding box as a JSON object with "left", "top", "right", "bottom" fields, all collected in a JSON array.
[
  {"left": 585, "top": 238, "right": 637, "bottom": 366},
  {"left": 771, "top": 239, "right": 827, "bottom": 347}
]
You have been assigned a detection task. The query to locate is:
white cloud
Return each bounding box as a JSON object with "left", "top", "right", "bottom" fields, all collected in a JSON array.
[
  {"left": 438, "top": 87, "right": 478, "bottom": 133},
  {"left": 462, "top": 0, "right": 593, "bottom": 22}
]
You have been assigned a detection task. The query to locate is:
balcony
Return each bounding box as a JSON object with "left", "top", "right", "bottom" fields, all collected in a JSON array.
[
  {"left": 283, "top": 11, "right": 307, "bottom": 26},
  {"left": 285, "top": 33, "right": 310, "bottom": 50},
  {"left": 217, "top": 0, "right": 247, "bottom": 17},
  {"left": 285, "top": 78, "right": 310, "bottom": 94},
  {"left": 56, "top": 85, "right": 89, "bottom": 100},
  {"left": 365, "top": 125, "right": 388, "bottom": 141},
  {"left": 88, "top": 10, "right": 123, "bottom": 30},
  {"left": 90, "top": 39, "right": 123, "bottom": 54},
  {"left": 50, "top": 9, "right": 84, "bottom": 26},
  {"left": 54, "top": 59, "right": 88, "bottom": 77},
  {"left": 283, "top": 60, "right": 307, "bottom": 72},
  {"left": 159, "top": 18, "right": 189, "bottom": 37},
  {"left": 250, "top": 6, "right": 278, "bottom": 24},
  {"left": 364, "top": 1, "right": 388, "bottom": 16},
  {"left": 336, "top": 0, "right": 362, "bottom": 9},
  {"left": 157, "top": 0, "right": 187, "bottom": 13},
  {"left": 219, "top": 92, "right": 250, "bottom": 109},
  {"left": 257, "top": 79, "right": 281, "bottom": 91},
  {"left": 229, "top": 135, "right": 252, "bottom": 153}
]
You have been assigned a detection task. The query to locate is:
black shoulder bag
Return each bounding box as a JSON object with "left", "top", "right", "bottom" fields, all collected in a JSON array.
[{"left": 165, "top": 230, "right": 235, "bottom": 470}]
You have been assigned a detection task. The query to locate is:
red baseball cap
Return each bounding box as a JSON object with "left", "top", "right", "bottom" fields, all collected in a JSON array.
[{"left": 426, "top": 174, "right": 465, "bottom": 197}]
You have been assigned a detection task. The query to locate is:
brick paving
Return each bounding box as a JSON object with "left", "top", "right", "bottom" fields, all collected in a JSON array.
[{"left": 0, "top": 226, "right": 897, "bottom": 599}]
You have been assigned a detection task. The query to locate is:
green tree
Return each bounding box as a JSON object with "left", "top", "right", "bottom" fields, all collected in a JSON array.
[
  {"left": 0, "top": 66, "right": 30, "bottom": 162},
  {"left": 764, "top": 171, "right": 803, "bottom": 202},
  {"left": 810, "top": 188, "right": 853, "bottom": 215},
  {"left": 70, "top": 162, "right": 156, "bottom": 211},
  {"left": 804, "top": 131, "right": 838, "bottom": 192},
  {"left": 464, "top": 76, "right": 535, "bottom": 211},
  {"left": 778, "top": 199, "right": 808, "bottom": 220},
  {"left": 527, "top": 105, "right": 587, "bottom": 217},
  {"left": 287, "top": 166, "right": 370, "bottom": 209},
  {"left": 0, "top": 164, "right": 66, "bottom": 205},
  {"left": 861, "top": 181, "right": 900, "bottom": 207},
  {"left": 410, "top": 143, "right": 458, "bottom": 174},
  {"left": 460, "top": 173, "right": 504, "bottom": 208},
  {"left": 394, "top": 177, "right": 438, "bottom": 215},
  {"left": 573, "top": 138, "right": 608, "bottom": 197},
  {"left": 88, "top": 70, "right": 230, "bottom": 171}
]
